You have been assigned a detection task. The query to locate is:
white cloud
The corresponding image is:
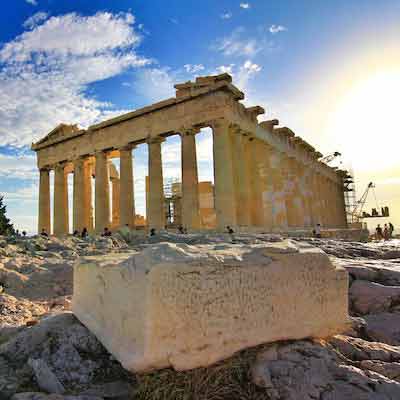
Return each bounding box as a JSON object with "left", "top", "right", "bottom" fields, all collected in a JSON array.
[
  {"left": 23, "top": 11, "right": 49, "bottom": 29},
  {"left": 0, "top": 12, "right": 150, "bottom": 147},
  {"left": 26, "top": 0, "right": 38, "bottom": 5},
  {"left": 269, "top": 24, "right": 287, "bottom": 34},
  {"left": 212, "top": 28, "right": 262, "bottom": 57},
  {"left": 0, "top": 153, "right": 37, "bottom": 179},
  {"left": 221, "top": 12, "right": 232, "bottom": 19},
  {"left": 133, "top": 68, "right": 175, "bottom": 103},
  {"left": 215, "top": 60, "right": 262, "bottom": 92},
  {"left": 216, "top": 64, "right": 235, "bottom": 75},
  {"left": 183, "top": 64, "right": 205, "bottom": 74},
  {"left": 240, "top": 3, "right": 250, "bottom": 9}
]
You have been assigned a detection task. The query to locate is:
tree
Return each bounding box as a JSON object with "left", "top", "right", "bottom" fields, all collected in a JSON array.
[{"left": 0, "top": 196, "right": 14, "bottom": 236}]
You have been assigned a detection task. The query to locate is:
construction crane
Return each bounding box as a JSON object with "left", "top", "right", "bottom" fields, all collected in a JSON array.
[
  {"left": 320, "top": 151, "right": 342, "bottom": 164},
  {"left": 349, "top": 182, "right": 390, "bottom": 222}
]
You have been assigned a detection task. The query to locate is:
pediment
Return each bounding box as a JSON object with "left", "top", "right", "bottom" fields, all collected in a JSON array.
[{"left": 33, "top": 123, "right": 81, "bottom": 149}]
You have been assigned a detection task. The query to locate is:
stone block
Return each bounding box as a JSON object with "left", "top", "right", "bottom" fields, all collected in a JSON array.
[{"left": 72, "top": 240, "right": 349, "bottom": 372}]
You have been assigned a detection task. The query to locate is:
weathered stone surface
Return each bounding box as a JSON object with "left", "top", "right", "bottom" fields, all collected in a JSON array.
[
  {"left": 364, "top": 313, "right": 400, "bottom": 345},
  {"left": 329, "top": 335, "right": 400, "bottom": 362},
  {"left": 11, "top": 394, "right": 103, "bottom": 400},
  {"left": 350, "top": 280, "right": 400, "bottom": 315},
  {"left": 28, "top": 358, "right": 65, "bottom": 394},
  {"left": 73, "top": 240, "right": 349, "bottom": 372},
  {"left": 251, "top": 340, "right": 400, "bottom": 400}
]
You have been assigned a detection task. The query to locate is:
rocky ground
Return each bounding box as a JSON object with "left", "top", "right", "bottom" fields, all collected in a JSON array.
[{"left": 0, "top": 232, "right": 400, "bottom": 399}]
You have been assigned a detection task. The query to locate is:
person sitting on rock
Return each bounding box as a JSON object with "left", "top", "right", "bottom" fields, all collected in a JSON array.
[
  {"left": 102, "top": 227, "right": 112, "bottom": 237},
  {"left": 81, "top": 227, "right": 88, "bottom": 238},
  {"left": 40, "top": 228, "right": 48, "bottom": 237}
]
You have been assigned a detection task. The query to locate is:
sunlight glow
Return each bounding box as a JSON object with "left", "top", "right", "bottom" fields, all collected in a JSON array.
[{"left": 326, "top": 70, "right": 400, "bottom": 172}]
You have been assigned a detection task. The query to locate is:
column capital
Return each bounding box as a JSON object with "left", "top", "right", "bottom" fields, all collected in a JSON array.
[
  {"left": 146, "top": 136, "right": 165, "bottom": 145},
  {"left": 178, "top": 127, "right": 200, "bottom": 137},
  {"left": 210, "top": 118, "right": 230, "bottom": 131},
  {"left": 120, "top": 143, "right": 137, "bottom": 152}
]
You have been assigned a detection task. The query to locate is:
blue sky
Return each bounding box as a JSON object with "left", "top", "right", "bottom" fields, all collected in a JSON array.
[{"left": 1, "top": 0, "right": 400, "bottom": 233}]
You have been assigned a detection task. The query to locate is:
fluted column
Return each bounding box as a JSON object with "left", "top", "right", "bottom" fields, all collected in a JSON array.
[
  {"left": 181, "top": 129, "right": 200, "bottom": 230},
  {"left": 212, "top": 119, "right": 237, "bottom": 230},
  {"left": 147, "top": 137, "right": 165, "bottom": 230},
  {"left": 312, "top": 171, "right": 322, "bottom": 225},
  {"left": 38, "top": 168, "right": 51, "bottom": 234},
  {"left": 120, "top": 146, "right": 135, "bottom": 227},
  {"left": 258, "top": 142, "right": 274, "bottom": 230},
  {"left": 231, "top": 127, "right": 251, "bottom": 227},
  {"left": 53, "top": 164, "right": 69, "bottom": 235},
  {"left": 286, "top": 158, "right": 305, "bottom": 228},
  {"left": 95, "top": 151, "right": 110, "bottom": 233},
  {"left": 270, "top": 151, "right": 288, "bottom": 231},
  {"left": 247, "top": 138, "right": 264, "bottom": 227},
  {"left": 112, "top": 177, "right": 120, "bottom": 227},
  {"left": 73, "top": 158, "right": 85, "bottom": 232},
  {"left": 302, "top": 167, "right": 314, "bottom": 227}
]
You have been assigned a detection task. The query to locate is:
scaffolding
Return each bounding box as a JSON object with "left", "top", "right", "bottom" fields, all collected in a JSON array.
[
  {"left": 343, "top": 169, "right": 357, "bottom": 224},
  {"left": 163, "top": 177, "right": 182, "bottom": 227}
]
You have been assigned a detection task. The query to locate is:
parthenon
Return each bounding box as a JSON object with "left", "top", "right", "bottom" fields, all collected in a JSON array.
[{"left": 31, "top": 73, "right": 348, "bottom": 234}]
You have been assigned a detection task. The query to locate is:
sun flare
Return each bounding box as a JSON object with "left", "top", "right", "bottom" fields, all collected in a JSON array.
[{"left": 326, "top": 70, "right": 400, "bottom": 171}]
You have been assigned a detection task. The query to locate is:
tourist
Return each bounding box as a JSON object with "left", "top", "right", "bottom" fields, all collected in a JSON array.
[
  {"left": 102, "top": 227, "right": 112, "bottom": 237},
  {"left": 178, "top": 225, "right": 185, "bottom": 234},
  {"left": 383, "top": 224, "right": 390, "bottom": 241},
  {"left": 313, "top": 224, "right": 322, "bottom": 238},
  {"left": 40, "top": 228, "right": 48, "bottom": 237},
  {"left": 22, "top": 231, "right": 27, "bottom": 237},
  {"left": 226, "top": 226, "right": 234, "bottom": 234},
  {"left": 150, "top": 228, "right": 156, "bottom": 237},
  {"left": 375, "top": 224, "right": 383, "bottom": 240},
  {"left": 73, "top": 230, "right": 79, "bottom": 237},
  {"left": 81, "top": 227, "right": 88, "bottom": 238},
  {"left": 389, "top": 222, "right": 395, "bottom": 238}
]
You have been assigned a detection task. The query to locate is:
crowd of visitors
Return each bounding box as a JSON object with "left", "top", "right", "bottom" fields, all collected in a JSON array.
[{"left": 375, "top": 222, "right": 394, "bottom": 240}]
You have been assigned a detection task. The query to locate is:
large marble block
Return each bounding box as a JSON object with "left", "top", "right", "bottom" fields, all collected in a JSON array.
[{"left": 72, "top": 240, "right": 349, "bottom": 372}]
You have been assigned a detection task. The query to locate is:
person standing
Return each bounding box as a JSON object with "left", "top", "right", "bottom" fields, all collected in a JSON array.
[
  {"left": 383, "top": 224, "right": 390, "bottom": 241},
  {"left": 389, "top": 222, "right": 394, "bottom": 238},
  {"left": 376, "top": 224, "right": 383, "bottom": 240}
]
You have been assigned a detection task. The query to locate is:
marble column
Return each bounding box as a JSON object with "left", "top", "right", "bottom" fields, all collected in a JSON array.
[
  {"left": 53, "top": 164, "right": 69, "bottom": 235},
  {"left": 231, "top": 127, "right": 251, "bottom": 227},
  {"left": 286, "top": 158, "right": 305, "bottom": 228},
  {"left": 302, "top": 167, "right": 314, "bottom": 227},
  {"left": 212, "top": 119, "right": 237, "bottom": 230},
  {"left": 120, "top": 146, "right": 135, "bottom": 227},
  {"left": 270, "top": 151, "right": 288, "bottom": 231},
  {"left": 38, "top": 168, "right": 51, "bottom": 234},
  {"left": 73, "top": 158, "right": 93, "bottom": 233},
  {"left": 95, "top": 151, "right": 110, "bottom": 233},
  {"left": 258, "top": 142, "right": 274, "bottom": 230},
  {"left": 181, "top": 129, "right": 200, "bottom": 230},
  {"left": 147, "top": 137, "right": 165, "bottom": 230},
  {"left": 312, "top": 171, "right": 322, "bottom": 225},
  {"left": 112, "top": 177, "right": 120, "bottom": 228},
  {"left": 246, "top": 138, "right": 264, "bottom": 227}
]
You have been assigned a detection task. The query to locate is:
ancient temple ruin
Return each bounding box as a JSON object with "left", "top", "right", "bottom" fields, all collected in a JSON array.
[{"left": 32, "top": 73, "right": 348, "bottom": 234}]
